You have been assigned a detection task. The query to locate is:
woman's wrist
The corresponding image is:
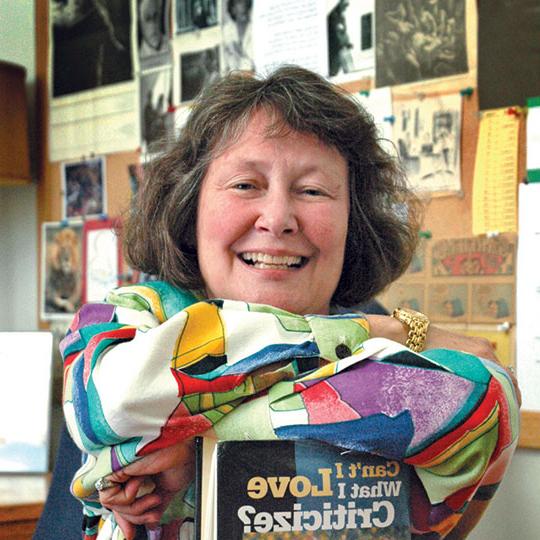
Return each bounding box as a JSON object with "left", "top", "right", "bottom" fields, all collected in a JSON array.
[{"left": 365, "top": 314, "right": 409, "bottom": 345}]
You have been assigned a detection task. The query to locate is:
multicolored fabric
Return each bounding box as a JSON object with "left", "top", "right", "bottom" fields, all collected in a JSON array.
[{"left": 61, "top": 282, "right": 520, "bottom": 540}]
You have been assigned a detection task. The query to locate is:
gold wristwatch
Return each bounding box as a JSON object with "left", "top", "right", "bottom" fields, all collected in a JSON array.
[{"left": 391, "top": 307, "right": 430, "bottom": 353}]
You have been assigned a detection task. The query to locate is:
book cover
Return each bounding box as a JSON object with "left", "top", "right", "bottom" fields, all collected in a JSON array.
[{"left": 195, "top": 438, "right": 411, "bottom": 539}]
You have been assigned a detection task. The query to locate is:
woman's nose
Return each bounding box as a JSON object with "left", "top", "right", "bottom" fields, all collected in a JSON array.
[{"left": 254, "top": 194, "right": 299, "bottom": 236}]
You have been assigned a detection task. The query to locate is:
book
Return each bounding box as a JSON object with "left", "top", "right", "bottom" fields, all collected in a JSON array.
[{"left": 194, "top": 437, "right": 411, "bottom": 539}]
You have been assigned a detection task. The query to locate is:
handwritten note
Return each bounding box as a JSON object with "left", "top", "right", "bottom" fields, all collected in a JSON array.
[{"left": 472, "top": 108, "right": 520, "bottom": 235}]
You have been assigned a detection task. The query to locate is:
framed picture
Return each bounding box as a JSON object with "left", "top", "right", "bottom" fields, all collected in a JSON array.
[
  {"left": 0, "top": 332, "right": 53, "bottom": 472},
  {"left": 61, "top": 156, "right": 106, "bottom": 220},
  {"left": 41, "top": 221, "right": 84, "bottom": 320},
  {"left": 82, "top": 218, "right": 123, "bottom": 303}
]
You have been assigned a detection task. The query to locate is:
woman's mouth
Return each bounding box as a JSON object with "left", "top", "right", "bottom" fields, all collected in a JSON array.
[{"left": 239, "top": 252, "right": 307, "bottom": 269}]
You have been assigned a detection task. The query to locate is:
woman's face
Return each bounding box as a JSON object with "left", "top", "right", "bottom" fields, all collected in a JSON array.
[{"left": 196, "top": 110, "right": 350, "bottom": 315}]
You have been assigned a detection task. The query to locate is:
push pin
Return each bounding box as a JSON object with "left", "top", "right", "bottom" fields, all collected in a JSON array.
[
  {"left": 459, "top": 87, "right": 474, "bottom": 97},
  {"left": 506, "top": 107, "right": 520, "bottom": 117},
  {"left": 383, "top": 115, "right": 395, "bottom": 124}
]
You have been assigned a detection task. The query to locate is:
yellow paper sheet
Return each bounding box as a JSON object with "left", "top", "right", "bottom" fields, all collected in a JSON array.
[{"left": 472, "top": 108, "right": 520, "bottom": 235}]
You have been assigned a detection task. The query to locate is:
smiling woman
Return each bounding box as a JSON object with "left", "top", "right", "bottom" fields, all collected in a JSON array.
[{"left": 61, "top": 66, "right": 520, "bottom": 540}]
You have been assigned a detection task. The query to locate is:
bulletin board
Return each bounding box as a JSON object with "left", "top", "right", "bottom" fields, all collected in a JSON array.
[{"left": 35, "top": 1, "right": 537, "bottom": 448}]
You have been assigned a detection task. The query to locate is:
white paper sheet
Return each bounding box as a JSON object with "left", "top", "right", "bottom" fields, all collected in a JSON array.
[
  {"left": 356, "top": 87, "right": 394, "bottom": 155},
  {"left": 252, "top": 0, "right": 328, "bottom": 76},
  {"left": 516, "top": 182, "right": 540, "bottom": 411},
  {"left": 526, "top": 98, "right": 540, "bottom": 176}
]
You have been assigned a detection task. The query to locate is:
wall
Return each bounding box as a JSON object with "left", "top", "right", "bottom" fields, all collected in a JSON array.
[
  {"left": 0, "top": 0, "right": 38, "bottom": 332},
  {"left": 0, "top": 1, "right": 538, "bottom": 538}
]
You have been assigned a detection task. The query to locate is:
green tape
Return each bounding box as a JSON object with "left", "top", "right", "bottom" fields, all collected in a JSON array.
[
  {"left": 527, "top": 96, "right": 540, "bottom": 108},
  {"left": 527, "top": 169, "right": 540, "bottom": 183}
]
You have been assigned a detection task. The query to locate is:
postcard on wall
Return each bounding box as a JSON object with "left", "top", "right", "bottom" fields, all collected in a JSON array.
[
  {"left": 252, "top": 0, "right": 327, "bottom": 76},
  {"left": 140, "top": 66, "right": 175, "bottom": 152},
  {"left": 221, "top": 0, "right": 255, "bottom": 73},
  {"left": 431, "top": 236, "right": 516, "bottom": 277},
  {"left": 428, "top": 283, "right": 468, "bottom": 322},
  {"left": 49, "top": 0, "right": 139, "bottom": 161},
  {"left": 41, "top": 222, "right": 83, "bottom": 321},
  {"left": 516, "top": 183, "right": 540, "bottom": 411},
  {"left": 472, "top": 108, "right": 519, "bottom": 235},
  {"left": 137, "top": 0, "right": 172, "bottom": 71},
  {"left": 470, "top": 283, "right": 514, "bottom": 323},
  {"left": 378, "top": 282, "right": 425, "bottom": 314},
  {"left": 175, "top": 0, "right": 218, "bottom": 35},
  {"left": 82, "top": 219, "right": 122, "bottom": 303},
  {"left": 375, "top": 0, "right": 468, "bottom": 87},
  {"left": 526, "top": 96, "right": 540, "bottom": 182},
  {"left": 393, "top": 93, "right": 462, "bottom": 194},
  {"left": 0, "top": 332, "right": 53, "bottom": 472},
  {"left": 327, "top": 0, "right": 374, "bottom": 81},
  {"left": 61, "top": 156, "right": 106, "bottom": 220}
]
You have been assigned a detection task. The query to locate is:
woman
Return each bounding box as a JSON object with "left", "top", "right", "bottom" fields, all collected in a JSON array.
[{"left": 62, "top": 66, "right": 519, "bottom": 540}]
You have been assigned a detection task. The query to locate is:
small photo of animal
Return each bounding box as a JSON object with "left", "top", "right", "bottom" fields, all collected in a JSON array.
[{"left": 43, "top": 223, "right": 83, "bottom": 318}]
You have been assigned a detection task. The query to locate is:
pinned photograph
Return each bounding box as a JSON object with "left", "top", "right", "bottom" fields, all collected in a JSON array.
[
  {"left": 375, "top": 0, "right": 468, "bottom": 87},
  {"left": 41, "top": 222, "right": 83, "bottom": 320},
  {"left": 175, "top": 0, "right": 218, "bottom": 34},
  {"left": 428, "top": 283, "right": 468, "bottom": 322},
  {"left": 62, "top": 156, "right": 106, "bottom": 219},
  {"left": 327, "top": 0, "right": 374, "bottom": 79},
  {"left": 50, "top": 0, "right": 133, "bottom": 97},
  {"left": 141, "top": 67, "right": 174, "bottom": 151},
  {"left": 472, "top": 283, "right": 514, "bottom": 322},
  {"left": 180, "top": 46, "right": 220, "bottom": 102},
  {"left": 222, "top": 0, "right": 254, "bottom": 72},
  {"left": 393, "top": 93, "right": 461, "bottom": 194},
  {"left": 137, "top": 0, "right": 171, "bottom": 69}
]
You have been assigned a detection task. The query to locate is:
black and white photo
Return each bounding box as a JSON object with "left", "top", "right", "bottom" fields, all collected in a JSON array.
[
  {"left": 137, "top": 0, "right": 171, "bottom": 68},
  {"left": 176, "top": 0, "right": 218, "bottom": 34},
  {"left": 180, "top": 46, "right": 220, "bottom": 102},
  {"left": 51, "top": 0, "right": 133, "bottom": 97},
  {"left": 222, "top": 0, "right": 254, "bottom": 72},
  {"left": 375, "top": 0, "right": 468, "bottom": 87}
]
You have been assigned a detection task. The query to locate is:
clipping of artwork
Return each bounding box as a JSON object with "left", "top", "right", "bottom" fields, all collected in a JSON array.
[
  {"left": 50, "top": 0, "right": 133, "bottom": 97},
  {"left": 393, "top": 93, "right": 462, "bottom": 193},
  {"left": 431, "top": 236, "right": 516, "bottom": 277},
  {"left": 49, "top": 1, "right": 139, "bottom": 161},
  {"left": 327, "top": 0, "right": 374, "bottom": 79},
  {"left": 221, "top": 0, "right": 254, "bottom": 72},
  {"left": 375, "top": 0, "right": 468, "bottom": 87},
  {"left": 180, "top": 46, "right": 220, "bottom": 102},
  {"left": 62, "top": 156, "right": 106, "bottom": 220},
  {"left": 41, "top": 222, "right": 83, "bottom": 320},
  {"left": 0, "top": 332, "right": 53, "bottom": 472},
  {"left": 175, "top": 0, "right": 218, "bottom": 34},
  {"left": 141, "top": 67, "right": 174, "bottom": 151},
  {"left": 252, "top": 0, "right": 328, "bottom": 77},
  {"left": 428, "top": 283, "right": 467, "bottom": 322},
  {"left": 82, "top": 219, "right": 122, "bottom": 303},
  {"left": 137, "top": 0, "right": 172, "bottom": 70},
  {"left": 471, "top": 283, "right": 514, "bottom": 323}
]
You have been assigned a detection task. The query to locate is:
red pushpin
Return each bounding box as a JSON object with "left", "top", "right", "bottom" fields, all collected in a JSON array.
[
  {"left": 506, "top": 107, "right": 520, "bottom": 117},
  {"left": 167, "top": 104, "right": 177, "bottom": 113}
]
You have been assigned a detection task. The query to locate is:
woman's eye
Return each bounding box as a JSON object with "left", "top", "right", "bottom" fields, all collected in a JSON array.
[
  {"left": 232, "top": 182, "right": 255, "bottom": 191},
  {"left": 301, "top": 187, "right": 326, "bottom": 197}
]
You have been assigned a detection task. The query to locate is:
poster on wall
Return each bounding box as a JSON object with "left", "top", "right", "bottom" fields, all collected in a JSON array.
[
  {"left": 375, "top": 0, "right": 468, "bottom": 87},
  {"left": 393, "top": 93, "right": 462, "bottom": 194},
  {"left": 137, "top": 0, "right": 172, "bottom": 70},
  {"left": 327, "top": 0, "right": 374, "bottom": 80},
  {"left": 41, "top": 222, "right": 84, "bottom": 321},
  {"left": 49, "top": 0, "right": 139, "bottom": 161},
  {"left": 61, "top": 156, "right": 106, "bottom": 220},
  {"left": 252, "top": 0, "right": 327, "bottom": 77},
  {"left": 175, "top": 0, "right": 218, "bottom": 34},
  {"left": 0, "top": 332, "right": 53, "bottom": 472},
  {"left": 82, "top": 219, "right": 122, "bottom": 303}
]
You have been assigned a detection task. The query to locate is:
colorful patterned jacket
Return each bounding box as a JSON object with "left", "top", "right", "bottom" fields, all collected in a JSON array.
[{"left": 61, "top": 281, "right": 520, "bottom": 539}]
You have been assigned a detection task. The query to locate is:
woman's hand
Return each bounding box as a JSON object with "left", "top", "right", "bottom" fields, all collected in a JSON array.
[{"left": 97, "top": 439, "right": 196, "bottom": 540}]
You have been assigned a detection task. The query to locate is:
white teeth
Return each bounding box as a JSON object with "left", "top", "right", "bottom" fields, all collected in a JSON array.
[{"left": 241, "top": 252, "right": 303, "bottom": 267}]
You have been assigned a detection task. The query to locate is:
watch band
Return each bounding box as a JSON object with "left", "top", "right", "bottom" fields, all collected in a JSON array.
[{"left": 391, "top": 307, "right": 430, "bottom": 353}]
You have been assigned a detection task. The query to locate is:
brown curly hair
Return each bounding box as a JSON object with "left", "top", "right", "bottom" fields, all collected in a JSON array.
[{"left": 124, "top": 65, "right": 421, "bottom": 306}]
